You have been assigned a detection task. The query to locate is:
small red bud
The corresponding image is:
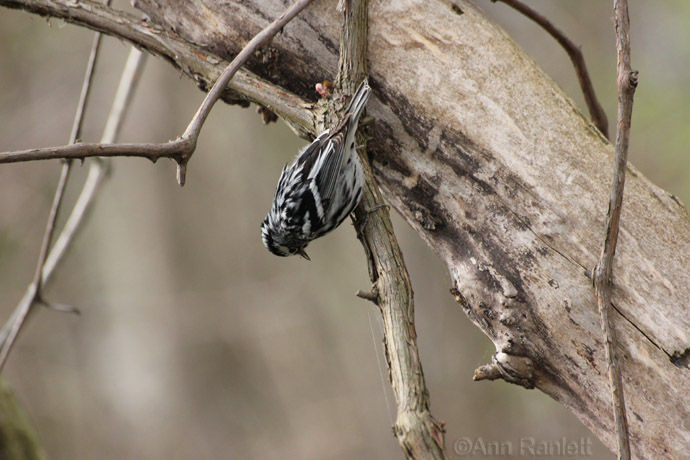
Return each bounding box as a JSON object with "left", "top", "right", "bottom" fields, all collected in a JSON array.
[{"left": 315, "top": 80, "right": 334, "bottom": 98}]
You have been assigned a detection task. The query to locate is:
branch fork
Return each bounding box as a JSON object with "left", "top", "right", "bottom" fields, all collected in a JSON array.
[
  {"left": 0, "top": 0, "right": 317, "bottom": 369},
  {"left": 0, "top": 0, "right": 317, "bottom": 186}
]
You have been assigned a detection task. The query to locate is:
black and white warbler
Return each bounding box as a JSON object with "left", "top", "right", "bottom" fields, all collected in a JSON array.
[{"left": 261, "top": 79, "right": 371, "bottom": 260}]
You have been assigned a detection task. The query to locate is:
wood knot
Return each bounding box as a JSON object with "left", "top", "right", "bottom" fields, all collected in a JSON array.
[{"left": 473, "top": 352, "right": 535, "bottom": 389}]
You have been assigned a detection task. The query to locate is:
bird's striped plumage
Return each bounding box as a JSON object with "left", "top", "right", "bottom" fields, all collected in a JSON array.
[{"left": 261, "top": 79, "right": 371, "bottom": 259}]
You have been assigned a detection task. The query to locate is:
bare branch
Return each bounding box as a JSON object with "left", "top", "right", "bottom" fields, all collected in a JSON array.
[
  {"left": 42, "top": 159, "right": 109, "bottom": 279},
  {"left": 0, "top": 0, "right": 317, "bottom": 369},
  {"left": 70, "top": 9, "right": 109, "bottom": 145},
  {"left": 99, "top": 49, "right": 147, "bottom": 145},
  {"left": 490, "top": 0, "right": 609, "bottom": 139},
  {"left": 181, "top": 0, "right": 314, "bottom": 141},
  {"left": 0, "top": 0, "right": 317, "bottom": 171},
  {"left": 45, "top": 47, "right": 148, "bottom": 281},
  {"left": 592, "top": 0, "right": 637, "bottom": 458},
  {"left": 0, "top": 47, "right": 146, "bottom": 369},
  {"left": 0, "top": 0, "right": 314, "bottom": 134},
  {"left": 335, "top": 1, "right": 447, "bottom": 458},
  {"left": 0, "top": 15, "right": 110, "bottom": 369},
  {"left": 0, "top": 140, "right": 192, "bottom": 164},
  {"left": 173, "top": 0, "right": 315, "bottom": 184}
]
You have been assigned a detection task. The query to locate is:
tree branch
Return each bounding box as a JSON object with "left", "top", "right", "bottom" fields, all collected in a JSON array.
[
  {"left": 0, "top": 0, "right": 314, "bottom": 136},
  {"left": 592, "top": 0, "right": 637, "bottom": 458},
  {"left": 0, "top": 15, "right": 109, "bottom": 369},
  {"left": 0, "top": 46, "right": 146, "bottom": 368},
  {"left": 0, "top": 0, "right": 318, "bottom": 366},
  {"left": 490, "top": 0, "right": 609, "bottom": 139},
  {"left": 0, "top": 0, "right": 317, "bottom": 170},
  {"left": 334, "top": 1, "right": 447, "bottom": 458},
  {"left": 173, "top": 0, "right": 315, "bottom": 184},
  {"left": 0, "top": 0, "right": 317, "bottom": 368},
  {"left": 3, "top": 1, "right": 688, "bottom": 456}
]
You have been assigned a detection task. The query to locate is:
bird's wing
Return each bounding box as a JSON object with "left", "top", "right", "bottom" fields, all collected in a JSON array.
[
  {"left": 296, "top": 115, "right": 351, "bottom": 205},
  {"left": 296, "top": 79, "right": 370, "bottom": 205},
  {"left": 312, "top": 115, "right": 350, "bottom": 203}
]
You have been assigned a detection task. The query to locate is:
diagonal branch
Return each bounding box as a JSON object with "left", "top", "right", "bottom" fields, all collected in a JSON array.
[
  {"left": 592, "top": 0, "right": 637, "bottom": 458},
  {"left": 335, "top": 1, "right": 447, "bottom": 458},
  {"left": 0, "top": 16, "right": 109, "bottom": 369},
  {"left": 490, "top": 0, "right": 609, "bottom": 139},
  {"left": 0, "top": 0, "right": 314, "bottom": 136},
  {"left": 173, "top": 0, "right": 315, "bottom": 184},
  {"left": 0, "top": 46, "right": 146, "bottom": 370},
  {"left": 0, "top": 0, "right": 316, "bottom": 173}
]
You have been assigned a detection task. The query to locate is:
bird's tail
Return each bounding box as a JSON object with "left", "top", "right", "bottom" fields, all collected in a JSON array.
[{"left": 346, "top": 79, "right": 371, "bottom": 125}]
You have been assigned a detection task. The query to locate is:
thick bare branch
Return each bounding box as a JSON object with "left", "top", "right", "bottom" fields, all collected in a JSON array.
[
  {"left": 592, "top": 0, "right": 637, "bottom": 458},
  {"left": 3, "top": 1, "right": 688, "bottom": 457},
  {"left": 335, "top": 1, "right": 447, "bottom": 458}
]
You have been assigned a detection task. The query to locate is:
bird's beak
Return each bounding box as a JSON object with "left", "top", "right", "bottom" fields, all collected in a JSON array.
[{"left": 297, "top": 248, "right": 311, "bottom": 261}]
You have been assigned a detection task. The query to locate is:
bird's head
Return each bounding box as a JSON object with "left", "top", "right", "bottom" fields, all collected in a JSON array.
[{"left": 261, "top": 216, "right": 311, "bottom": 260}]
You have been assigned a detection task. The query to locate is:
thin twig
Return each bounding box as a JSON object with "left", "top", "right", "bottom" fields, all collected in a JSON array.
[
  {"left": 44, "top": 4, "right": 110, "bottom": 290},
  {"left": 45, "top": 47, "right": 148, "bottom": 279},
  {"left": 0, "top": 0, "right": 110, "bottom": 334},
  {"left": 0, "top": 0, "right": 315, "bottom": 368},
  {"left": 0, "top": 47, "right": 146, "bottom": 370},
  {"left": 335, "top": 1, "right": 447, "bottom": 458},
  {"left": 0, "top": 18, "right": 108, "bottom": 369},
  {"left": 491, "top": 0, "right": 609, "bottom": 139},
  {"left": 70, "top": 1, "right": 111, "bottom": 145},
  {"left": 592, "top": 0, "right": 637, "bottom": 458},
  {"left": 0, "top": 141, "right": 191, "bottom": 165},
  {"left": 99, "top": 49, "right": 147, "bottom": 145},
  {"left": 0, "top": 0, "right": 316, "bottom": 186}
]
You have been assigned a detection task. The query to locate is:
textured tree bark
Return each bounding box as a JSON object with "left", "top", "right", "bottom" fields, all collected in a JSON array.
[
  {"left": 3, "top": 0, "right": 690, "bottom": 458},
  {"left": 335, "top": 1, "right": 447, "bottom": 458}
]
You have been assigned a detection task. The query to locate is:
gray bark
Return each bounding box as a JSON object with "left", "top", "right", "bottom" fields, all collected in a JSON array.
[
  {"left": 124, "top": 0, "right": 690, "bottom": 457},
  {"left": 2, "top": 0, "right": 689, "bottom": 457}
]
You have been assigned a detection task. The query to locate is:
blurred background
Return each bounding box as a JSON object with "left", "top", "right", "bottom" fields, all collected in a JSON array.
[{"left": 0, "top": 1, "right": 688, "bottom": 458}]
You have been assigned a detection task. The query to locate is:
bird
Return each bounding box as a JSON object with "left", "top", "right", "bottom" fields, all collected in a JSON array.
[{"left": 261, "top": 79, "right": 371, "bottom": 260}]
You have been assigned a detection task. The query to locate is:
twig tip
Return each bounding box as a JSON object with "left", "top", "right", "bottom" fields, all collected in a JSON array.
[
  {"left": 356, "top": 288, "right": 379, "bottom": 305},
  {"left": 176, "top": 160, "right": 188, "bottom": 186}
]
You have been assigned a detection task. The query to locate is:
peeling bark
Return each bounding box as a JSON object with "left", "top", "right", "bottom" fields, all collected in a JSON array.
[
  {"left": 120, "top": 1, "right": 690, "bottom": 457},
  {"left": 3, "top": 0, "right": 690, "bottom": 457}
]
